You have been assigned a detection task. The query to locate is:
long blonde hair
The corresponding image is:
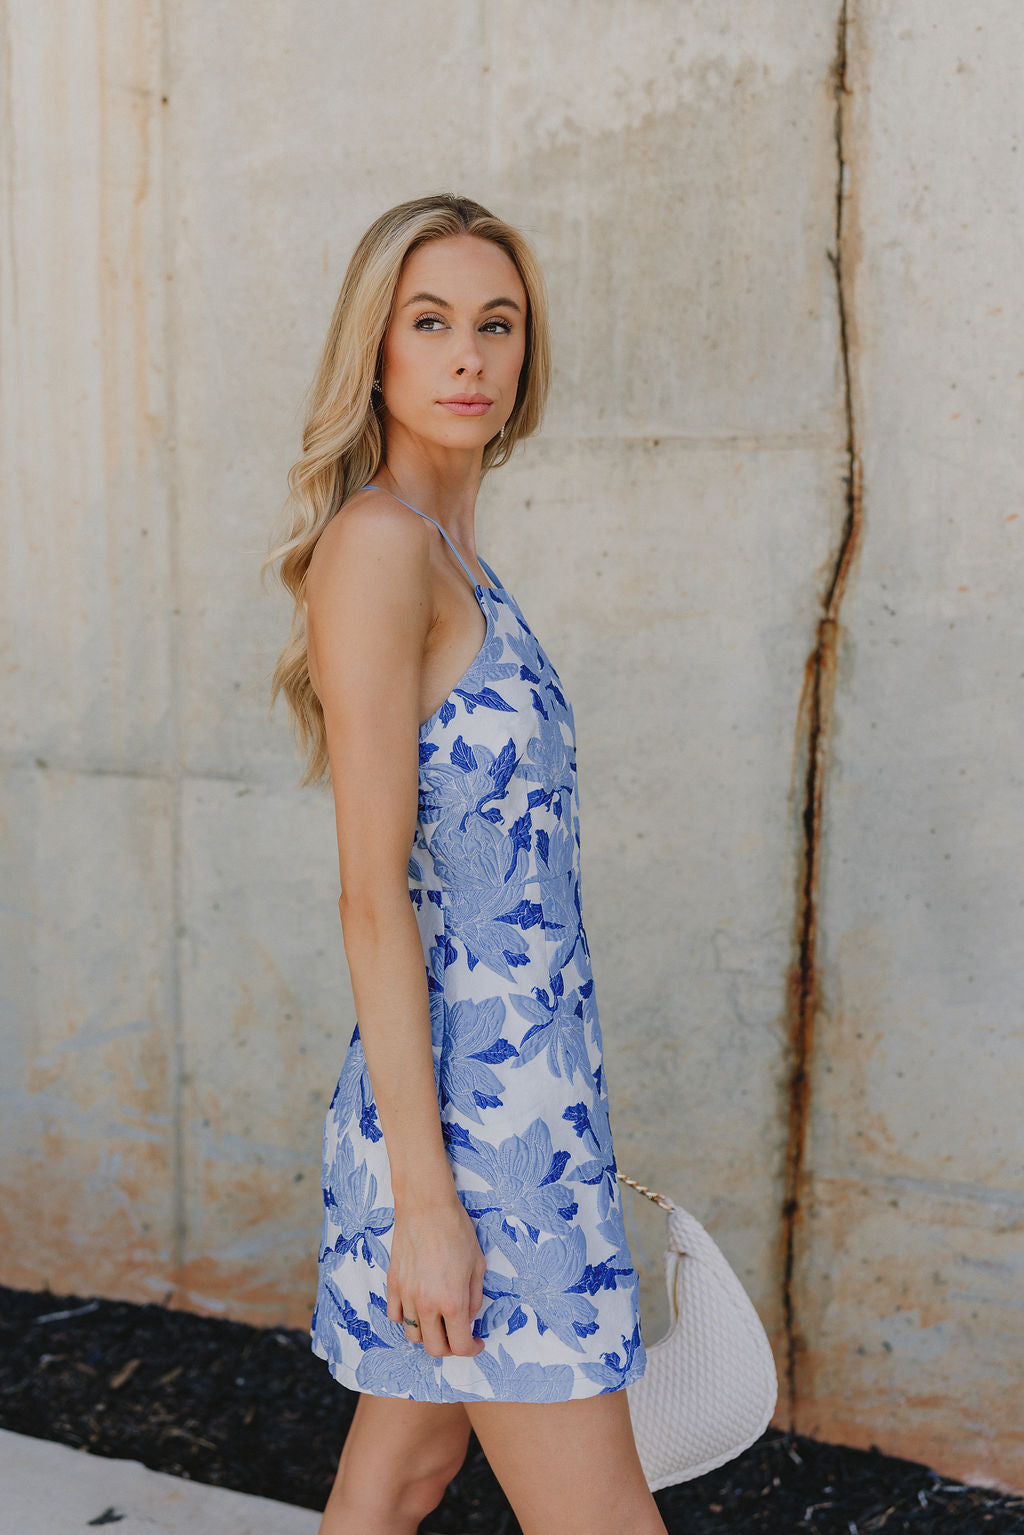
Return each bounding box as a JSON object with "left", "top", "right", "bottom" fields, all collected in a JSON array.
[{"left": 261, "top": 192, "right": 552, "bottom": 788}]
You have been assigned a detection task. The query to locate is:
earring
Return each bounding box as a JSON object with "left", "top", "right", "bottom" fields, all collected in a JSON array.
[
  {"left": 500, "top": 421, "right": 505, "bottom": 440},
  {"left": 372, "top": 378, "right": 382, "bottom": 394}
]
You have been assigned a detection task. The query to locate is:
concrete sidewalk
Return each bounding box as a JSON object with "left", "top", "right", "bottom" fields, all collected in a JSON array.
[{"left": 0, "top": 1428, "right": 321, "bottom": 1534}]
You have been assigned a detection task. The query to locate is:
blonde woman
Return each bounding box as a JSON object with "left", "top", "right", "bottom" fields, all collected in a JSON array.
[{"left": 266, "top": 194, "right": 667, "bottom": 1535}]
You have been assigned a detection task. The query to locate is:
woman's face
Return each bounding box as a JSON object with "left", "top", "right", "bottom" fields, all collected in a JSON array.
[{"left": 380, "top": 234, "right": 528, "bottom": 452}]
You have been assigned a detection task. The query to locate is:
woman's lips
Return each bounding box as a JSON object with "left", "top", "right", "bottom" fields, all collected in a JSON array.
[{"left": 438, "top": 400, "right": 492, "bottom": 416}]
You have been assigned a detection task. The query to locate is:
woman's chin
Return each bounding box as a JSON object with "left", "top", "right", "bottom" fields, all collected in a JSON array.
[{"left": 400, "top": 419, "right": 498, "bottom": 452}]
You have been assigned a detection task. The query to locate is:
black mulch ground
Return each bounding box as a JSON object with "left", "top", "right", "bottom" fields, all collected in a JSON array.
[{"left": 1, "top": 1284, "right": 1021, "bottom": 1534}]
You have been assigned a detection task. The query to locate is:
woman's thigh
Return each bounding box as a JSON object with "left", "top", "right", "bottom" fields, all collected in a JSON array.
[{"left": 463, "top": 1389, "right": 666, "bottom": 1535}]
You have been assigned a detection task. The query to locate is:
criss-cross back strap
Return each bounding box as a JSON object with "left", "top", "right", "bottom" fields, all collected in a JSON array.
[{"left": 360, "top": 483, "right": 478, "bottom": 589}]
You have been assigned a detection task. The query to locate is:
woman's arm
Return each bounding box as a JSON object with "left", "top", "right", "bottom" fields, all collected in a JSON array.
[{"left": 305, "top": 497, "right": 485, "bottom": 1359}]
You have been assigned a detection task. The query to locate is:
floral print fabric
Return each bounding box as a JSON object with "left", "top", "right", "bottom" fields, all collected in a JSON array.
[{"left": 310, "top": 528, "right": 647, "bottom": 1402}]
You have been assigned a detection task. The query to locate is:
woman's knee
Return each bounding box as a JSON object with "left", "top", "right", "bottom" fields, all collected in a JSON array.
[
  {"left": 334, "top": 1402, "right": 470, "bottom": 1521},
  {"left": 394, "top": 1442, "right": 468, "bottom": 1518}
]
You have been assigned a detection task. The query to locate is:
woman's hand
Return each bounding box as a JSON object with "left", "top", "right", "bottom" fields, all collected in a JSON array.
[{"left": 385, "top": 1195, "right": 488, "bottom": 1359}]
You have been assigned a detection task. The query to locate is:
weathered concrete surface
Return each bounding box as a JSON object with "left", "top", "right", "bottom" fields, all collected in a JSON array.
[
  {"left": 794, "top": 1178, "right": 1024, "bottom": 1491},
  {"left": 1, "top": 0, "right": 1021, "bottom": 1491},
  {"left": 0, "top": 1427, "right": 320, "bottom": 1533},
  {"left": 789, "top": 1, "right": 1024, "bottom": 1491},
  {"left": 0, "top": 768, "right": 177, "bottom": 1301},
  {"left": 176, "top": 777, "right": 343, "bottom": 1323},
  {"left": 0, "top": 3, "right": 171, "bottom": 770},
  {"left": 0, "top": 2, "right": 178, "bottom": 1308}
]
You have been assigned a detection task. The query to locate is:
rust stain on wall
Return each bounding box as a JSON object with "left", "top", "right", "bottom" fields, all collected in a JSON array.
[
  {"left": 0, "top": 1125, "right": 174, "bottom": 1300},
  {"left": 803, "top": 1384, "right": 1024, "bottom": 1497},
  {"left": 780, "top": 0, "right": 865, "bottom": 1427},
  {"left": 793, "top": 1174, "right": 1024, "bottom": 1492},
  {"left": 167, "top": 1254, "right": 317, "bottom": 1331}
]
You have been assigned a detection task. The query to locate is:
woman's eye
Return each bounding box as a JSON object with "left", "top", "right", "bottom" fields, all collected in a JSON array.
[{"left": 412, "top": 314, "right": 513, "bottom": 334}]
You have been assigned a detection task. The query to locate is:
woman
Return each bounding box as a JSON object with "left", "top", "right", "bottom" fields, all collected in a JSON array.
[{"left": 266, "top": 193, "right": 667, "bottom": 1535}]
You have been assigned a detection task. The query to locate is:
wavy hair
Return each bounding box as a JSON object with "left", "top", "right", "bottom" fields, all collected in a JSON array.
[{"left": 261, "top": 192, "right": 551, "bottom": 788}]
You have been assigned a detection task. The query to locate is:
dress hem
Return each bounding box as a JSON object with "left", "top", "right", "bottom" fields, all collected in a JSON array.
[{"left": 310, "top": 1334, "right": 647, "bottom": 1404}]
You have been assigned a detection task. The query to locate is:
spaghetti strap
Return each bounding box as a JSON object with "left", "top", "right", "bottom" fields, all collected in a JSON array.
[
  {"left": 360, "top": 482, "right": 480, "bottom": 590},
  {"left": 478, "top": 554, "right": 502, "bottom": 588}
]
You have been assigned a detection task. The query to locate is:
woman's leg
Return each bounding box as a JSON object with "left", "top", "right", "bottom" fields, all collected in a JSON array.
[
  {"left": 463, "top": 1389, "right": 667, "bottom": 1535},
  {"left": 317, "top": 1392, "right": 471, "bottom": 1535}
]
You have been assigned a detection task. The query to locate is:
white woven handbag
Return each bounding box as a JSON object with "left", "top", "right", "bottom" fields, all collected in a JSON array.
[{"left": 617, "top": 1171, "right": 779, "bottom": 1492}]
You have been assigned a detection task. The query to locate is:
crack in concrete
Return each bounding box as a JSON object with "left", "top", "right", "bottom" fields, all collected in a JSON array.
[{"left": 780, "top": 0, "right": 863, "bottom": 1428}]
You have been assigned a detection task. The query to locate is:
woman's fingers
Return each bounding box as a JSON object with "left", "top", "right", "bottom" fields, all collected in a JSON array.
[
  {"left": 387, "top": 1283, "right": 438, "bottom": 1351},
  {"left": 405, "top": 1295, "right": 483, "bottom": 1358},
  {"left": 470, "top": 1267, "right": 485, "bottom": 1321},
  {"left": 416, "top": 1305, "right": 450, "bottom": 1358},
  {"left": 443, "top": 1301, "right": 484, "bottom": 1357},
  {"left": 385, "top": 1279, "right": 403, "bottom": 1326},
  {"left": 385, "top": 1207, "right": 489, "bottom": 1357}
]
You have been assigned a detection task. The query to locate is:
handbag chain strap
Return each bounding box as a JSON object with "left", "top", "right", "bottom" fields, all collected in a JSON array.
[{"left": 615, "top": 1170, "right": 675, "bottom": 1211}]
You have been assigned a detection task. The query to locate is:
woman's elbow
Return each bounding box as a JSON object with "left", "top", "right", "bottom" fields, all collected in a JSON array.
[{"left": 337, "top": 882, "right": 411, "bottom": 937}]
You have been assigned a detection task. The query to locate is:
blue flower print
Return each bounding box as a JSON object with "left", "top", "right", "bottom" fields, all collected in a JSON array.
[
  {"left": 569, "top": 1092, "right": 619, "bottom": 1221},
  {"left": 472, "top": 1343, "right": 575, "bottom": 1402},
  {"left": 355, "top": 1292, "right": 487, "bottom": 1402},
  {"left": 515, "top": 712, "right": 574, "bottom": 823},
  {"left": 329, "top": 1024, "right": 383, "bottom": 1145},
  {"left": 509, "top": 972, "right": 591, "bottom": 1084},
  {"left": 575, "top": 975, "right": 603, "bottom": 1056},
  {"left": 528, "top": 819, "right": 585, "bottom": 974},
  {"left": 595, "top": 1197, "right": 643, "bottom": 1289},
  {"left": 420, "top": 736, "right": 520, "bottom": 830},
  {"left": 475, "top": 1223, "right": 601, "bottom": 1352},
  {"left": 544, "top": 674, "right": 571, "bottom": 720},
  {"left": 408, "top": 857, "right": 424, "bottom": 909},
  {"left": 447, "top": 631, "right": 520, "bottom": 720},
  {"left": 425, "top": 939, "right": 447, "bottom": 1053},
  {"left": 420, "top": 608, "right": 519, "bottom": 735},
  {"left": 438, "top": 836, "right": 539, "bottom": 980},
  {"left": 578, "top": 1320, "right": 646, "bottom": 1394},
  {"left": 430, "top": 799, "right": 528, "bottom": 892},
  {"left": 321, "top": 1132, "right": 394, "bottom": 1269},
  {"left": 439, "top": 995, "right": 520, "bottom": 1123},
  {"left": 444, "top": 1116, "right": 578, "bottom": 1242},
  {"left": 312, "top": 546, "right": 647, "bottom": 1403},
  {"left": 504, "top": 626, "right": 545, "bottom": 686},
  {"left": 562, "top": 1099, "right": 602, "bottom": 1151},
  {"left": 312, "top": 1274, "right": 385, "bottom": 1360},
  {"left": 532, "top": 812, "right": 574, "bottom": 879}
]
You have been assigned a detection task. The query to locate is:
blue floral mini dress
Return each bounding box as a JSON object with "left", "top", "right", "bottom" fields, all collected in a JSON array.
[{"left": 310, "top": 485, "right": 648, "bottom": 1403}]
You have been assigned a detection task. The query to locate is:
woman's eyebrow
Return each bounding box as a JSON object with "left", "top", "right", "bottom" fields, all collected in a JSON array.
[{"left": 402, "top": 291, "right": 522, "bottom": 314}]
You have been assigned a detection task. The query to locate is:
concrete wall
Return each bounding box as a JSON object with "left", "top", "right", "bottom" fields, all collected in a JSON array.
[
  {"left": 1, "top": 0, "right": 1021, "bottom": 1491},
  {"left": 790, "top": 6, "right": 1024, "bottom": 1486}
]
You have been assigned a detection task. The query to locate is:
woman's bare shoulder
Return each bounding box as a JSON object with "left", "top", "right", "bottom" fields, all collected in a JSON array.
[
  {"left": 307, "top": 486, "right": 432, "bottom": 598},
  {"left": 305, "top": 487, "right": 437, "bottom": 712}
]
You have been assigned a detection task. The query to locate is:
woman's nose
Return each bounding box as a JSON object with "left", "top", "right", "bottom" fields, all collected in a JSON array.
[{"left": 452, "top": 330, "right": 484, "bottom": 375}]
